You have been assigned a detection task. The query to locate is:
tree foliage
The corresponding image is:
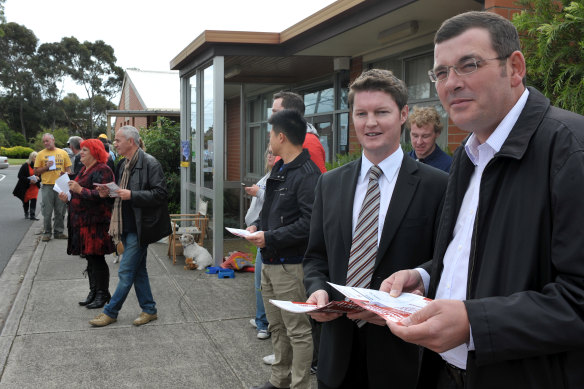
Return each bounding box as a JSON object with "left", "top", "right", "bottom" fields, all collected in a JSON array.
[
  {"left": 0, "top": 20, "right": 122, "bottom": 145},
  {"left": 0, "top": 22, "right": 39, "bottom": 138},
  {"left": 513, "top": 0, "right": 584, "bottom": 114},
  {"left": 61, "top": 37, "right": 123, "bottom": 137},
  {"left": 140, "top": 118, "right": 181, "bottom": 214}
]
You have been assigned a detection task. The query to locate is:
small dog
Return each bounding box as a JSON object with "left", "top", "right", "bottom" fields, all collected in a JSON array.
[{"left": 179, "top": 234, "right": 213, "bottom": 270}]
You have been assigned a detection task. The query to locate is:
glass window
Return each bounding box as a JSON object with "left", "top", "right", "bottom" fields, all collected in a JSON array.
[
  {"left": 405, "top": 54, "right": 438, "bottom": 100},
  {"left": 304, "top": 87, "right": 334, "bottom": 114},
  {"left": 189, "top": 74, "right": 197, "bottom": 184},
  {"left": 337, "top": 72, "right": 350, "bottom": 110},
  {"left": 313, "top": 117, "right": 333, "bottom": 163},
  {"left": 338, "top": 112, "right": 349, "bottom": 155},
  {"left": 203, "top": 65, "right": 214, "bottom": 189}
]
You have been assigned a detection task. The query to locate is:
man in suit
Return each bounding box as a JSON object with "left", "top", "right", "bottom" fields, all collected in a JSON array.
[
  {"left": 303, "top": 69, "right": 447, "bottom": 389},
  {"left": 383, "top": 11, "right": 584, "bottom": 389}
]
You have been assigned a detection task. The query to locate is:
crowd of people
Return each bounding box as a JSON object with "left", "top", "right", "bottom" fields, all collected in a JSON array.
[
  {"left": 244, "top": 10, "right": 584, "bottom": 389},
  {"left": 9, "top": 9, "right": 584, "bottom": 389},
  {"left": 13, "top": 128, "right": 172, "bottom": 328}
]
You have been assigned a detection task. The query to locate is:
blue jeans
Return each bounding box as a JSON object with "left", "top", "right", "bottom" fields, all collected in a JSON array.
[
  {"left": 104, "top": 232, "right": 156, "bottom": 319},
  {"left": 254, "top": 251, "right": 269, "bottom": 331}
]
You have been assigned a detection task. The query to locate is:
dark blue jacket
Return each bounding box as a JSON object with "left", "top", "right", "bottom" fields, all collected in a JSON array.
[{"left": 408, "top": 144, "right": 452, "bottom": 172}]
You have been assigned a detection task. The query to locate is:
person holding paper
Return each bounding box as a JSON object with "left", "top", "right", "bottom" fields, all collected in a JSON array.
[
  {"left": 302, "top": 69, "right": 447, "bottom": 389},
  {"left": 12, "top": 151, "right": 41, "bottom": 220},
  {"left": 89, "top": 125, "right": 172, "bottom": 328},
  {"left": 382, "top": 11, "right": 584, "bottom": 389},
  {"left": 58, "top": 139, "right": 115, "bottom": 309},
  {"left": 34, "top": 133, "right": 72, "bottom": 242},
  {"left": 246, "top": 109, "right": 321, "bottom": 389}
]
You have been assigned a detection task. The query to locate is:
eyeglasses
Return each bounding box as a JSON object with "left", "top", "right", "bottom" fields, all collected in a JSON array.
[
  {"left": 267, "top": 151, "right": 274, "bottom": 156},
  {"left": 428, "top": 56, "right": 509, "bottom": 83}
]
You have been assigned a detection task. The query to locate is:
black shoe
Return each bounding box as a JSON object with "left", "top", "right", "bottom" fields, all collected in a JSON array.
[
  {"left": 29, "top": 214, "right": 40, "bottom": 221},
  {"left": 79, "top": 290, "right": 96, "bottom": 306},
  {"left": 310, "top": 365, "right": 317, "bottom": 375},
  {"left": 24, "top": 213, "right": 29, "bottom": 219},
  {"left": 86, "top": 290, "right": 111, "bottom": 309},
  {"left": 249, "top": 382, "right": 289, "bottom": 389}
]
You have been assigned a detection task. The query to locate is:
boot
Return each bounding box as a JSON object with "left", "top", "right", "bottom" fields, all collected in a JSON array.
[
  {"left": 79, "top": 264, "right": 96, "bottom": 306},
  {"left": 24, "top": 210, "right": 29, "bottom": 219},
  {"left": 86, "top": 290, "right": 111, "bottom": 309},
  {"left": 86, "top": 263, "right": 110, "bottom": 309},
  {"left": 29, "top": 204, "right": 39, "bottom": 220}
]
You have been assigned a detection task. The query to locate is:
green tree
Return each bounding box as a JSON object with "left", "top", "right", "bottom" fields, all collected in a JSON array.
[
  {"left": 0, "top": 0, "right": 6, "bottom": 36},
  {"left": 513, "top": 0, "right": 584, "bottom": 114},
  {"left": 0, "top": 22, "right": 39, "bottom": 138},
  {"left": 33, "top": 42, "right": 70, "bottom": 130},
  {"left": 62, "top": 37, "right": 123, "bottom": 137},
  {"left": 140, "top": 118, "right": 181, "bottom": 214}
]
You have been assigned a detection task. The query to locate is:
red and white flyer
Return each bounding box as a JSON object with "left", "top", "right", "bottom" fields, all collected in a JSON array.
[
  {"left": 269, "top": 299, "right": 364, "bottom": 314},
  {"left": 327, "top": 282, "right": 431, "bottom": 323}
]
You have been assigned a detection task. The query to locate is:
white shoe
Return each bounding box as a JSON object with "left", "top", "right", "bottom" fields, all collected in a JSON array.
[
  {"left": 250, "top": 318, "right": 257, "bottom": 328},
  {"left": 257, "top": 329, "right": 271, "bottom": 340},
  {"left": 263, "top": 354, "right": 275, "bottom": 365}
]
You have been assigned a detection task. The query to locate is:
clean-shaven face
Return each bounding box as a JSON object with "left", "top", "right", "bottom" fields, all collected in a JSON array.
[{"left": 352, "top": 90, "right": 408, "bottom": 164}]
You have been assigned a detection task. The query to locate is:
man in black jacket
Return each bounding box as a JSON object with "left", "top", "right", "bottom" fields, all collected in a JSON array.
[
  {"left": 90, "top": 125, "right": 172, "bottom": 328},
  {"left": 247, "top": 109, "right": 321, "bottom": 389},
  {"left": 384, "top": 11, "right": 584, "bottom": 389}
]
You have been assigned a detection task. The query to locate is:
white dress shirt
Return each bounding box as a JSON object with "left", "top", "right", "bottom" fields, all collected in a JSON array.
[
  {"left": 352, "top": 147, "right": 403, "bottom": 243},
  {"left": 417, "top": 89, "right": 529, "bottom": 369}
]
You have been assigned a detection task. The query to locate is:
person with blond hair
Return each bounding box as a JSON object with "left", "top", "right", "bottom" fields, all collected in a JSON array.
[{"left": 407, "top": 105, "right": 452, "bottom": 172}]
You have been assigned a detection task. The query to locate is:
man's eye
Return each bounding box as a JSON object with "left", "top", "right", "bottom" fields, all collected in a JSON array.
[
  {"left": 460, "top": 62, "right": 476, "bottom": 71},
  {"left": 434, "top": 68, "right": 447, "bottom": 79}
]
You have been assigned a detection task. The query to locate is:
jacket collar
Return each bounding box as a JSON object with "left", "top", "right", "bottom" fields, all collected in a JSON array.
[
  {"left": 270, "top": 149, "right": 311, "bottom": 181},
  {"left": 496, "top": 87, "right": 550, "bottom": 160}
]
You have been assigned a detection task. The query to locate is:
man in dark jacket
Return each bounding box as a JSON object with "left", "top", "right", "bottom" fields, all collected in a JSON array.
[
  {"left": 246, "top": 109, "right": 321, "bottom": 389},
  {"left": 90, "top": 125, "right": 172, "bottom": 328},
  {"left": 384, "top": 11, "right": 584, "bottom": 389}
]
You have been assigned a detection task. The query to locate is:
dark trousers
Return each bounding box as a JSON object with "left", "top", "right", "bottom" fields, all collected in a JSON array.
[
  {"left": 436, "top": 361, "right": 466, "bottom": 389},
  {"left": 23, "top": 198, "right": 37, "bottom": 215},
  {"left": 318, "top": 323, "right": 369, "bottom": 389}
]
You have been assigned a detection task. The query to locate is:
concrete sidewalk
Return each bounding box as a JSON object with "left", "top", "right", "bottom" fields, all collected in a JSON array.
[{"left": 0, "top": 221, "right": 314, "bottom": 388}]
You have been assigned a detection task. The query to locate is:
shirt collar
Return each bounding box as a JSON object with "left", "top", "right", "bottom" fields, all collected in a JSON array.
[
  {"left": 360, "top": 147, "right": 404, "bottom": 183},
  {"left": 465, "top": 88, "right": 530, "bottom": 166}
]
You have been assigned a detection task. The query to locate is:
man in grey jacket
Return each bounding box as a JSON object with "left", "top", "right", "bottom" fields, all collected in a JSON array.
[{"left": 90, "top": 125, "right": 172, "bottom": 327}]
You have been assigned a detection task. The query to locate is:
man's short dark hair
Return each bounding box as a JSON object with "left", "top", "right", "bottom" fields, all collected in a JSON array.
[
  {"left": 435, "top": 11, "right": 520, "bottom": 59},
  {"left": 273, "top": 91, "right": 305, "bottom": 114},
  {"left": 269, "top": 109, "right": 307, "bottom": 146},
  {"left": 68, "top": 136, "right": 82, "bottom": 151},
  {"left": 348, "top": 69, "right": 408, "bottom": 111},
  {"left": 98, "top": 137, "right": 110, "bottom": 153}
]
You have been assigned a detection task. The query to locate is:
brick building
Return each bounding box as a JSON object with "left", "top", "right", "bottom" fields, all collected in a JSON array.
[{"left": 106, "top": 68, "right": 180, "bottom": 137}]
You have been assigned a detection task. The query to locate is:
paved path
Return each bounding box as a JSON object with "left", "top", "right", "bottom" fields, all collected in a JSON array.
[{"left": 0, "top": 224, "right": 315, "bottom": 388}]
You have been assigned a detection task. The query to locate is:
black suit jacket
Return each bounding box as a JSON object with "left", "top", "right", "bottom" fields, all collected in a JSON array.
[{"left": 304, "top": 154, "right": 447, "bottom": 389}]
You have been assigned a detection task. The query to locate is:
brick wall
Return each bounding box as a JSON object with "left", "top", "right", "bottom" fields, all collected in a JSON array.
[
  {"left": 113, "top": 83, "right": 148, "bottom": 131},
  {"left": 225, "top": 97, "right": 241, "bottom": 181},
  {"left": 484, "top": 0, "right": 523, "bottom": 19}
]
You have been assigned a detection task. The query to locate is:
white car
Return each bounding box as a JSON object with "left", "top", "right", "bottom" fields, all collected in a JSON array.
[{"left": 0, "top": 156, "right": 8, "bottom": 169}]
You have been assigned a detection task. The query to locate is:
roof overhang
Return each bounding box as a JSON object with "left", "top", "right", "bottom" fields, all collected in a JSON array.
[{"left": 170, "top": 0, "right": 484, "bottom": 82}]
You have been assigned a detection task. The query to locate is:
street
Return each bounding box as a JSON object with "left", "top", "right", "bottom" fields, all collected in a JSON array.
[{"left": 0, "top": 166, "right": 40, "bottom": 275}]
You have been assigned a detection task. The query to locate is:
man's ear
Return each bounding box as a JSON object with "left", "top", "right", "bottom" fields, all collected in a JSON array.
[{"left": 508, "top": 51, "right": 526, "bottom": 88}]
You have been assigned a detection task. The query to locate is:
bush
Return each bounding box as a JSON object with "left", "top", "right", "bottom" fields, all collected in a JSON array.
[
  {"left": 325, "top": 151, "right": 362, "bottom": 171},
  {"left": 141, "top": 118, "right": 181, "bottom": 213},
  {"left": 0, "top": 120, "right": 27, "bottom": 147},
  {"left": 0, "top": 146, "right": 35, "bottom": 158}
]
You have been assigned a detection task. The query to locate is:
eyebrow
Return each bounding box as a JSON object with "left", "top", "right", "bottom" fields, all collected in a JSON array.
[{"left": 435, "top": 54, "right": 478, "bottom": 68}]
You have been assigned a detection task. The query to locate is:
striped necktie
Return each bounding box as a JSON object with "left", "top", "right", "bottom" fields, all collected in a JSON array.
[{"left": 346, "top": 165, "right": 382, "bottom": 289}]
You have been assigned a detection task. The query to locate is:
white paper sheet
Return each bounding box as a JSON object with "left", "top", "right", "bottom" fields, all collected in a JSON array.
[{"left": 225, "top": 227, "right": 259, "bottom": 238}]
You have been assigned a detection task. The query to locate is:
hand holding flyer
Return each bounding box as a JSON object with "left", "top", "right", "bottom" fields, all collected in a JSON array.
[
  {"left": 269, "top": 299, "right": 364, "bottom": 314},
  {"left": 327, "top": 282, "right": 431, "bottom": 323},
  {"left": 93, "top": 182, "right": 121, "bottom": 197},
  {"left": 225, "top": 227, "right": 259, "bottom": 238}
]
